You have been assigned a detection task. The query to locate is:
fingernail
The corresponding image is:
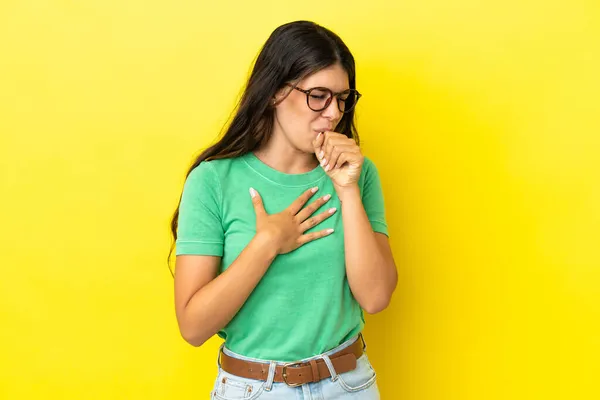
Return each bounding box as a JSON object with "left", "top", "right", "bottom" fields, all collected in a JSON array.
[
  {"left": 323, "top": 194, "right": 331, "bottom": 201},
  {"left": 321, "top": 158, "right": 327, "bottom": 166},
  {"left": 329, "top": 207, "right": 337, "bottom": 214},
  {"left": 317, "top": 132, "right": 322, "bottom": 140},
  {"left": 311, "top": 187, "right": 319, "bottom": 193},
  {"left": 249, "top": 187, "right": 256, "bottom": 198},
  {"left": 318, "top": 150, "right": 324, "bottom": 158},
  {"left": 325, "top": 164, "right": 330, "bottom": 171},
  {"left": 326, "top": 228, "right": 334, "bottom": 234}
]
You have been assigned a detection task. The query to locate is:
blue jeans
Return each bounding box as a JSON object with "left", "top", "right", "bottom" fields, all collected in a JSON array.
[{"left": 210, "top": 334, "right": 380, "bottom": 399}]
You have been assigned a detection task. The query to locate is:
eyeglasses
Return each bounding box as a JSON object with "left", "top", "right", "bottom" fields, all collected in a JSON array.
[{"left": 286, "top": 84, "right": 362, "bottom": 113}]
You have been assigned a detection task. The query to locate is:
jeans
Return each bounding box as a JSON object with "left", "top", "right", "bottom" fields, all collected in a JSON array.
[{"left": 210, "top": 334, "right": 380, "bottom": 399}]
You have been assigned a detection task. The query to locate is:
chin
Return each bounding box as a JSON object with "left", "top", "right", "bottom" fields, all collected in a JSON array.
[
  {"left": 304, "top": 138, "right": 318, "bottom": 154},
  {"left": 287, "top": 130, "right": 317, "bottom": 154},
  {"left": 301, "top": 144, "right": 315, "bottom": 155}
]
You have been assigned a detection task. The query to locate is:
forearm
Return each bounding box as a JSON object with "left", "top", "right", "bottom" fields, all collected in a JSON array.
[
  {"left": 338, "top": 184, "right": 397, "bottom": 314},
  {"left": 181, "top": 232, "right": 277, "bottom": 346}
]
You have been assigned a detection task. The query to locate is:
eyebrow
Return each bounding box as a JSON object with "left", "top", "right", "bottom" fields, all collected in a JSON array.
[{"left": 307, "top": 86, "right": 352, "bottom": 94}]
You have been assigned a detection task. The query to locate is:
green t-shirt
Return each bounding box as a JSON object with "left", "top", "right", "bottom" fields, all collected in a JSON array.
[{"left": 175, "top": 151, "right": 388, "bottom": 361}]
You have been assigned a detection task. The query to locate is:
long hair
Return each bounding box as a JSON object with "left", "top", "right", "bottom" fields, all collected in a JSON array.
[{"left": 167, "top": 21, "right": 360, "bottom": 275}]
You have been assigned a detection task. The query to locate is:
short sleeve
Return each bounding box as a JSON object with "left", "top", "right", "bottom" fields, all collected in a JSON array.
[
  {"left": 175, "top": 161, "right": 224, "bottom": 256},
  {"left": 360, "top": 157, "right": 389, "bottom": 237}
]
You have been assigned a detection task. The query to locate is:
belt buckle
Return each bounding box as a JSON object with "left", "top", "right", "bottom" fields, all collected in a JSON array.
[{"left": 282, "top": 362, "right": 304, "bottom": 387}]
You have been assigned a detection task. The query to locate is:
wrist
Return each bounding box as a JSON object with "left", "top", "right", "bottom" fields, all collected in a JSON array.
[
  {"left": 253, "top": 230, "right": 279, "bottom": 258},
  {"left": 334, "top": 183, "right": 360, "bottom": 203}
]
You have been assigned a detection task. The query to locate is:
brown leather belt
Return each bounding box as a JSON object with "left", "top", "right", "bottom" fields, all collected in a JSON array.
[{"left": 219, "top": 335, "right": 365, "bottom": 387}]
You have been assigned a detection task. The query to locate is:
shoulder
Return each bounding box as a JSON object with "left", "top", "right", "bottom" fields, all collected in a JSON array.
[
  {"left": 186, "top": 155, "right": 240, "bottom": 182},
  {"left": 186, "top": 160, "right": 217, "bottom": 184},
  {"left": 359, "top": 156, "right": 381, "bottom": 180},
  {"left": 193, "top": 155, "right": 248, "bottom": 179},
  {"left": 182, "top": 160, "right": 223, "bottom": 200},
  {"left": 362, "top": 156, "right": 377, "bottom": 171}
]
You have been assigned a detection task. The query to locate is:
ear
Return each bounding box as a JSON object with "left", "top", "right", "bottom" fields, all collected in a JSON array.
[{"left": 272, "top": 85, "right": 293, "bottom": 106}]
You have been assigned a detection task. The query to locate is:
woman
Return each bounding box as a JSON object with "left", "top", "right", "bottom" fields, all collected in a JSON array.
[{"left": 169, "top": 20, "right": 398, "bottom": 399}]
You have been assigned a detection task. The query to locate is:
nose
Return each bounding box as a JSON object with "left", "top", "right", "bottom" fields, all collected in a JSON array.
[{"left": 321, "top": 97, "right": 342, "bottom": 123}]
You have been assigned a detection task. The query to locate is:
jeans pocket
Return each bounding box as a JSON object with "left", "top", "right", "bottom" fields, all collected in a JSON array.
[
  {"left": 212, "top": 368, "right": 266, "bottom": 400},
  {"left": 335, "top": 353, "right": 378, "bottom": 393}
]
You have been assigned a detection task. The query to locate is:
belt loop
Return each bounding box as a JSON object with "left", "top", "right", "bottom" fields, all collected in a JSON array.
[
  {"left": 320, "top": 354, "right": 339, "bottom": 382},
  {"left": 359, "top": 332, "right": 367, "bottom": 352},
  {"left": 216, "top": 343, "right": 225, "bottom": 369},
  {"left": 264, "top": 361, "right": 277, "bottom": 391}
]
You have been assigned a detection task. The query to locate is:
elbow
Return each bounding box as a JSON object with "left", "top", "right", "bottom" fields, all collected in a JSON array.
[
  {"left": 181, "top": 331, "right": 206, "bottom": 347},
  {"left": 363, "top": 297, "right": 391, "bottom": 315},
  {"left": 176, "top": 308, "right": 210, "bottom": 347},
  {"left": 362, "top": 258, "right": 398, "bottom": 315},
  {"left": 179, "top": 325, "right": 208, "bottom": 347},
  {"left": 362, "top": 282, "right": 396, "bottom": 315},
  {"left": 182, "top": 335, "right": 205, "bottom": 347}
]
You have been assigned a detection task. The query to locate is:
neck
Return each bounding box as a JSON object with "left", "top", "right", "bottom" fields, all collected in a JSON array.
[{"left": 253, "top": 131, "right": 319, "bottom": 174}]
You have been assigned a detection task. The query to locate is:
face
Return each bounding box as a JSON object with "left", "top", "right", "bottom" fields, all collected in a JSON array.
[{"left": 272, "top": 63, "right": 350, "bottom": 153}]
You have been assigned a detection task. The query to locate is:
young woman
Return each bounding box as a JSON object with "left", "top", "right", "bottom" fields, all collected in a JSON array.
[{"left": 169, "top": 20, "right": 398, "bottom": 399}]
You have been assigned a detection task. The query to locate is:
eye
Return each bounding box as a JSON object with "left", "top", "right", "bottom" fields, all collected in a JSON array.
[
  {"left": 309, "top": 89, "right": 329, "bottom": 100},
  {"left": 338, "top": 90, "right": 352, "bottom": 101}
]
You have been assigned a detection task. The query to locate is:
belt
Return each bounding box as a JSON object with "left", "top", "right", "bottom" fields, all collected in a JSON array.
[{"left": 219, "top": 335, "right": 365, "bottom": 387}]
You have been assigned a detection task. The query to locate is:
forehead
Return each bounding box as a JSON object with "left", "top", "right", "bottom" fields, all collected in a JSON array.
[{"left": 299, "top": 64, "right": 349, "bottom": 92}]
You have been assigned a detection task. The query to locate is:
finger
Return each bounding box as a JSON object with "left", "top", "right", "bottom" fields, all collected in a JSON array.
[
  {"left": 324, "top": 147, "right": 341, "bottom": 172},
  {"left": 323, "top": 144, "right": 356, "bottom": 172},
  {"left": 249, "top": 187, "right": 266, "bottom": 218},
  {"left": 320, "top": 134, "right": 352, "bottom": 169},
  {"left": 332, "top": 147, "right": 360, "bottom": 170},
  {"left": 333, "top": 152, "right": 348, "bottom": 170},
  {"left": 324, "top": 144, "right": 347, "bottom": 172},
  {"left": 297, "top": 228, "right": 335, "bottom": 246},
  {"left": 287, "top": 186, "right": 319, "bottom": 215},
  {"left": 318, "top": 131, "right": 338, "bottom": 163},
  {"left": 313, "top": 131, "right": 325, "bottom": 157},
  {"left": 295, "top": 193, "right": 332, "bottom": 222},
  {"left": 299, "top": 207, "right": 337, "bottom": 232}
]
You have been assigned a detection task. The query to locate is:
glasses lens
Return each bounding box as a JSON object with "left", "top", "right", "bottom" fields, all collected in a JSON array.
[
  {"left": 307, "top": 88, "right": 332, "bottom": 111},
  {"left": 340, "top": 90, "right": 358, "bottom": 113}
]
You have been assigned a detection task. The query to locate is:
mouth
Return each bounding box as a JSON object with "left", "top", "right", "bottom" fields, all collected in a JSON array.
[{"left": 313, "top": 128, "right": 332, "bottom": 135}]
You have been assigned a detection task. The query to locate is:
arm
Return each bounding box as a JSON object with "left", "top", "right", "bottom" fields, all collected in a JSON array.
[
  {"left": 174, "top": 161, "right": 270, "bottom": 347},
  {"left": 174, "top": 232, "right": 277, "bottom": 347},
  {"left": 312, "top": 131, "right": 397, "bottom": 314},
  {"left": 174, "top": 184, "right": 336, "bottom": 347},
  {"left": 338, "top": 184, "right": 398, "bottom": 314}
]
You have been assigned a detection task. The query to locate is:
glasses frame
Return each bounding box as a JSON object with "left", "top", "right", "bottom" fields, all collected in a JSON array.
[{"left": 286, "top": 84, "right": 362, "bottom": 113}]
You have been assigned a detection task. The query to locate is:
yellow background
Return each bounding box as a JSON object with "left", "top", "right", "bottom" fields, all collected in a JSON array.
[{"left": 1, "top": 1, "right": 599, "bottom": 399}]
